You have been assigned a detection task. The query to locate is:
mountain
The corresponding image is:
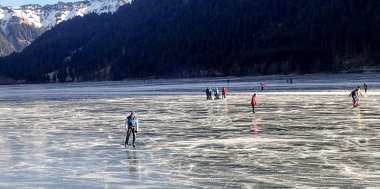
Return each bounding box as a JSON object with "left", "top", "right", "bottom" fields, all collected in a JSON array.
[
  {"left": 0, "top": 0, "right": 130, "bottom": 56},
  {"left": 0, "top": 0, "right": 380, "bottom": 83}
]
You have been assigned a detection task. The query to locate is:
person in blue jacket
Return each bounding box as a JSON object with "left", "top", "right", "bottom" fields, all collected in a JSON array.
[{"left": 125, "top": 111, "right": 139, "bottom": 147}]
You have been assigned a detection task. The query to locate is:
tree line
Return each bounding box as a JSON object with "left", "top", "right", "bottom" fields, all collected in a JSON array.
[{"left": 0, "top": 0, "right": 379, "bottom": 83}]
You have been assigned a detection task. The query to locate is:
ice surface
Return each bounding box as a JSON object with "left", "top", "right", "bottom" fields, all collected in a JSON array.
[{"left": 0, "top": 73, "right": 379, "bottom": 188}]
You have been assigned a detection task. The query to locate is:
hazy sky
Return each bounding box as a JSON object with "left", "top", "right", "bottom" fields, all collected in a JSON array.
[{"left": 1, "top": 0, "right": 78, "bottom": 7}]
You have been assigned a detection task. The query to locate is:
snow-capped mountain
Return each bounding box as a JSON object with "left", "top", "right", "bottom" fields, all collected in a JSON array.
[{"left": 0, "top": 0, "right": 130, "bottom": 56}]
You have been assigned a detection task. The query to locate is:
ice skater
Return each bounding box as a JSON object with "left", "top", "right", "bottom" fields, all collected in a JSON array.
[
  {"left": 349, "top": 88, "right": 358, "bottom": 107},
  {"left": 349, "top": 87, "right": 362, "bottom": 107},
  {"left": 206, "top": 87, "right": 213, "bottom": 100},
  {"left": 260, "top": 82, "right": 265, "bottom": 91},
  {"left": 363, "top": 82, "right": 368, "bottom": 95},
  {"left": 251, "top": 93, "right": 257, "bottom": 113},
  {"left": 222, "top": 87, "right": 227, "bottom": 99},
  {"left": 356, "top": 86, "right": 363, "bottom": 102},
  {"left": 205, "top": 87, "right": 210, "bottom": 100},
  {"left": 214, "top": 88, "right": 221, "bottom": 99},
  {"left": 209, "top": 87, "right": 213, "bottom": 100},
  {"left": 125, "top": 111, "right": 139, "bottom": 147}
]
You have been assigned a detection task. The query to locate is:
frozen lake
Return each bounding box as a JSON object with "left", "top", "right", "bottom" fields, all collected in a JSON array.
[{"left": 0, "top": 73, "right": 379, "bottom": 188}]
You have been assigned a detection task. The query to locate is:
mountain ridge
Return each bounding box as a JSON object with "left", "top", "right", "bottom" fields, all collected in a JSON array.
[{"left": 0, "top": 0, "right": 130, "bottom": 56}]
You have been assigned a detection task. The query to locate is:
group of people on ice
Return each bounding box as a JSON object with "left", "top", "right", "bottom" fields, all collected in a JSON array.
[
  {"left": 206, "top": 87, "right": 228, "bottom": 100},
  {"left": 349, "top": 82, "right": 368, "bottom": 107},
  {"left": 124, "top": 79, "right": 369, "bottom": 148}
]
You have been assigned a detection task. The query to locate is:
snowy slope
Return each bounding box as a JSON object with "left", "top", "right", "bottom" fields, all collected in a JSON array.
[
  {"left": 1, "top": 0, "right": 130, "bottom": 30},
  {"left": 0, "top": 0, "right": 130, "bottom": 56}
]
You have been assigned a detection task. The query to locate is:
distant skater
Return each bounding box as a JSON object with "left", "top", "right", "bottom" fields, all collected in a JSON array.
[
  {"left": 222, "top": 87, "right": 227, "bottom": 99},
  {"left": 251, "top": 93, "right": 257, "bottom": 113},
  {"left": 214, "top": 88, "right": 221, "bottom": 99},
  {"left": 209, "top": 87, "right": 213, "bottom": 100},
  {"left": 206, "top": 87, "right": 210, "bottom": 100},
  {"left": 227, "top": 79, "right": 230, "bottom": 85},
  {"left": 125, "top": 111, "right": 139, "bottom": 147},
  {"left": 349, "top": 87, "right": 362, "bottom": 107},
  {"left": 205, "top": 87, "right": 208, "bottom": 100},
  {"left": 356, "top": 86, "right": 362, "bottom": 104},
  {"left": 349, "top": 88, "right": 358, "bottom": 107},
  {"left": 363, "top": 82, "right": 368, "bottom": 94},
  {"left": 206, "top": 87, "right": 213, "bottom": 100},
  {"left": 260, "top": 82, "right": 265, "bottom": 91}
]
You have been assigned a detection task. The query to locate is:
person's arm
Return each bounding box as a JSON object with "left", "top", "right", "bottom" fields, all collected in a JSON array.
[{"left": 135, "top": 119, "right": 139, "bottom": 132}]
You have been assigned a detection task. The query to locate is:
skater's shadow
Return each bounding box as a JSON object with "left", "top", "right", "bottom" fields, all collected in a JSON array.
[
  {"left": 252, "top": 120, "right": 259, "bottom": 136},
  {"left": 125, "top": 150, "right": 141, "bottom": 180},
  {"left": 352, "top": 108, "right": 362, "bottom": 127},
  {"left": 224, "top": 100, "right": 229, "bottom": 114}
]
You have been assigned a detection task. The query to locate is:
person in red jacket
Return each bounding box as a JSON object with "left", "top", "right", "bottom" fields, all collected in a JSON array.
[
  {"left": 260, "top": 82, "right": 265, "bottom": 91},
  {"left": 251, "top": 93, "right": 257, "bottom": 113},
  {"left": 222, "top": 87, "right": 227, "bottom": 99}
]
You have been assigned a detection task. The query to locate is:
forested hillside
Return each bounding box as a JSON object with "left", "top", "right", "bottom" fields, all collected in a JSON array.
[{"left": 0, "top": 0, "right": 379, "bottom": 83}]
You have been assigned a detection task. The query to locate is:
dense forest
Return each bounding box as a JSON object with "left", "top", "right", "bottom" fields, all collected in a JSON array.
[{"left": 0, "top": 0, "right": 379, "bottom": 83}]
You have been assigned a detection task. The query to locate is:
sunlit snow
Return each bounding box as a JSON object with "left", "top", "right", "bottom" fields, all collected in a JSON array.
[{"left": 0, "top": 0, "right": 129, "bottom": 30}]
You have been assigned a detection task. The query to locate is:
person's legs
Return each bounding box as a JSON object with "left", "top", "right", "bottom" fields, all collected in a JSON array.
[
  {"left": 125, "top": 128, "right": 131, "bottom": 145},
  {"left": 252, "top": 105, "right": 255, "bottom": 113},
  {"left": 131, "top": 128, "right": 136, "bottom": 147},
  {"left": 352, "top": 97, "right": 357, "bottom": 107},
  {"left": 356, "top": 97, "right": 360, "bottom": 105},
  {"left": 132, "top": 128, "right": 136, "bottom": 144}
]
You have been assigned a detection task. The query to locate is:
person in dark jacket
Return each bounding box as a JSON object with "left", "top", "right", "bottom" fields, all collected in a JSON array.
[
  {"left": 206, "top": 87, "right": 210, "bottom": 100},
  {"left": 349, "top": 87, "right": 362, "bottom": 107},
  {"left": 363, "top": 82, "right": 368, "bottom": 94}
]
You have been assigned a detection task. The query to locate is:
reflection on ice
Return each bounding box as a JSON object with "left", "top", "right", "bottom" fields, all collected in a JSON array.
[
  {"left": 0, "top": 73, "right": 380, "bottom": 188},
  {"left": 252, "top": 120, "right": 259, "bottom": 136}
]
